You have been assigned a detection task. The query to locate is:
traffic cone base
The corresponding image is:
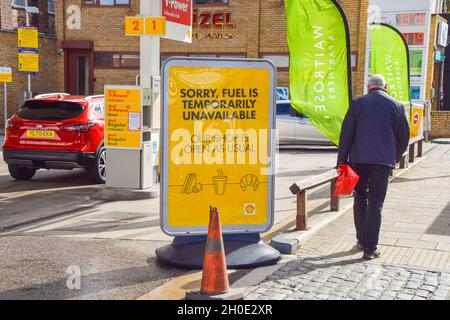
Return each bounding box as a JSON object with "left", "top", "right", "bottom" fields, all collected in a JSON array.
[{"left": 186, "top": 288, "right": 244, "bottom": 301}]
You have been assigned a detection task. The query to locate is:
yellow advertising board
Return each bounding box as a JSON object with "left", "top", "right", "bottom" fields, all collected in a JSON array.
[
  {"left": 161, "top": 58, "right": 276, "bottom": 236},
  {"left": 104, "top": 86, "right": 143, "bottom": 150},
  {"left": 0, "top": 67, "right": 12, "bottom": 83},
  {"left": 125, "top": 17, "right": 145, "bottom": 36},
  {"left": 410, "top": 105, "right": 424, "bottom": 139},
  {"left": 18, "top": 52, "right": 39, "bottom": 73},
  {"left": 18, "top": 27, "right": 38, "bottom": 49}
]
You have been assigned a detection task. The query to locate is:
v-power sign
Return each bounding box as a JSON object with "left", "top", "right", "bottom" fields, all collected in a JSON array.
[{"left": 162, "top": 0, "right": 193, "bottom": 43}]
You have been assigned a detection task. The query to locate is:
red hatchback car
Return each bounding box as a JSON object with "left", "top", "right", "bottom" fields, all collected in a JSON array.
[{"left": 2, "top": 93, "right": 106, "bottom": 184}]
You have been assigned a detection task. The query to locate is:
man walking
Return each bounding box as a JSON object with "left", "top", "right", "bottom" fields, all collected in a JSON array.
[{"left": 337, "top": 74, "right": 410, "bottom": 260}]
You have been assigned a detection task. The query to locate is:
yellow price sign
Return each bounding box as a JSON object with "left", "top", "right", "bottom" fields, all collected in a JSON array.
[
  {"left": 145, "top": 17, "right": 166, "bottom": 35},
  {"left": 18, "top": 52, "right": 39, "bottom": 73},
  {"left": 0, "top": 67, "right": 12, "bottom": 83},
  {"left": 161, "top": 58, "right": 276, "bottom": 236},
  {"left": 125, "top": 17, "right": 145, "bottom": 36},
  {"left": 410, "top": 106, "right": 424, "bottom": 139},
  {"left": 105, "top": 86, "right": 143, "bottom": 149},
  {"left": 18, "top": 27, "right": 38, "bottom": 49}
]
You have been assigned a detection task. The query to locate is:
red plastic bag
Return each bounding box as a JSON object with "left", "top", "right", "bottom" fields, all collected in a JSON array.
[{"left": 333, "top": 164, "right": 360, "bottom": 196}]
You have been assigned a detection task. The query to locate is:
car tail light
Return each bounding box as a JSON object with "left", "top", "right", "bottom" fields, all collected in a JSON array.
[
  {"left": 61, "top": 122, "right": 96, "bottom": 133},
  {"left": 6, "top": 120, "right": 20, "bottom": 130}
]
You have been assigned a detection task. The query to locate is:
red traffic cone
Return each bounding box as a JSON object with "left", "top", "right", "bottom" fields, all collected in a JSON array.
[{"left": 186, "top": 206, "right": 244, "bottom": 300}]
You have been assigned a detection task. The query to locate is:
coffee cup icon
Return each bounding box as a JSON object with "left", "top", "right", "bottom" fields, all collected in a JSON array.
[{"left": 213, "top": 169, "right": 228, "bottom": 195}]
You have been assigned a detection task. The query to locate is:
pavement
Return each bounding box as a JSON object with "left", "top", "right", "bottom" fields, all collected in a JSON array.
[
  {"left": 0, "top": 142, "right": 339, "bottom": 299},
  {"left": 0, "top": 146, "right": 338, "bottom": 237},
  {"left": 244, "top": 142, "right": 450, "bottom": 300},
  {"left": 2, "top": 136, "right": 449, "bottom": 300}
]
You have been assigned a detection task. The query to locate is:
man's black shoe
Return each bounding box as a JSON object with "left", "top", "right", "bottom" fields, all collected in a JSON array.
[{"left": 363, "top": 249, "right": 381, "bottom": 260}]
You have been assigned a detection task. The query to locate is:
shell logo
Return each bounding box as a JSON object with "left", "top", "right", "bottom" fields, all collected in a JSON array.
[{"left": 244, "top": 203, "right": 256, "bottom": 216}]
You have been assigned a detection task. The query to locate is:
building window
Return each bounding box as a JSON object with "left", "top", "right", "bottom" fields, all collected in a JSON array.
[
  {"left": 83, "top": 0, "right": 130, "bottom": 6},
  {"left": 195, "top": 0, "right": 229, "bottom": 6},
  {"left": 48, "top": 0, "right": 55, "bottom": 14},
  {"left": 12, "top": 0, "right": 26, "bottom": 8},
  {"left": 261, "top": 54, "right": 289, "bottom": 71},
  {"left": 95, "top": 52, "right": 139, "bottom": 69}
]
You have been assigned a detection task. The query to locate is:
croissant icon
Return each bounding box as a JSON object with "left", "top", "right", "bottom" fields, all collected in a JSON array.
[{"left": 240, "top": 174, "right": 260, "bottom": 191}]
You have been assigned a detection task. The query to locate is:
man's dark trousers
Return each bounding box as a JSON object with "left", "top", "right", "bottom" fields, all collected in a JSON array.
[{"left": 351, "top": 164, "right": 391, "bottom": 255}]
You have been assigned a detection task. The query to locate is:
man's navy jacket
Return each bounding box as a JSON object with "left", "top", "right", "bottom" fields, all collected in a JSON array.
[{"left": 337, "top": 88, "right": 410, "bottom": 168}]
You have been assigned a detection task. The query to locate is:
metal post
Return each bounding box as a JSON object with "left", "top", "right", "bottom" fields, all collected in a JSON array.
[
  {"left": 330, "top": 179, "right": 340, "bottom": 212},
  {"left": 140, "top": 1, "right": 160, "bottom": 112},
  {"left": 141, "top": 1, "right": 161, "bottom": 187},
  {"left": 425, "top": 101, "right": 431, "bottom": 142},
  {"left": 296, "top": 191, "right": 308, "bottom": 230},
  {"left": 3, "top": 82, "right": 7, "bottom": 135}
]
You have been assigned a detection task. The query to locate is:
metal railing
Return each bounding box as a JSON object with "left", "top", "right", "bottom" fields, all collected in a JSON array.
[
  {"left": 399, "top": 135, "right": 424, "bottom": 169},
  {"left": 289, "top": 135, "right": 425, "bottom": 231},
  {"left": 289, "top": 170, "right": 340, "bottom": 230}
]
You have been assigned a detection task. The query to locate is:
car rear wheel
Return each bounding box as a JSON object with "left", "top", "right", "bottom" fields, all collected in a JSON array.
[
  {"left": 88, "top": 147, "right": 106, "bottom": 184},
  {"left": 8, "top": 165, "right": 36, "bottom": 181}
]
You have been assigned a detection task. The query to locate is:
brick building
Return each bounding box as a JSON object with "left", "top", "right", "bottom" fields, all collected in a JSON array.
[
  {"left": 0, "top": 0, "right": 57, "bottom": 128},
  {"left": 0, "top": 0, "right": 56, "bottom": 35},
  {"left": 53, "top": 0, "right": 369, "bottom": 98}
]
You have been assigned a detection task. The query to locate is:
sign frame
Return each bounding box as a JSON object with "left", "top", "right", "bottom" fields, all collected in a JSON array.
[
  {"left": 104, "top": 85, "right": 144, "bottom": 151},
  {"left": 160, "top": 57, "right": 277, "bottom": 236}
]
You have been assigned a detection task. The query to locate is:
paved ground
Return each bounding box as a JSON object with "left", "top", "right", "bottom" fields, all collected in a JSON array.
[
  {"left": 245, "top": 143, "right": 450, "bottom": 300},
  {"left": 0, "top": 236, "right": 185, "bottom": 300},
  {"left": 3, "top": 135, "right": 448, "bottom": 300},
  {"left": 0, "top": 141, "right": 338, "bottom": 299},
  {"left": 0, "top": 146, "right": 337, "bottom": 239}
]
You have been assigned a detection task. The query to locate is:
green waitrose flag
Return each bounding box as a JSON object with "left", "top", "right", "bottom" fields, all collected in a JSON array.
[
  {"left": 369, "top": 23, "right": 411, "bottom": 104},
  {"left": 285, "top": 0, "right": 352, "bottom": 145}
]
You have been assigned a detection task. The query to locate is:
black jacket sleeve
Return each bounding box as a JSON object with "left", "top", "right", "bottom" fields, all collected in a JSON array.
[
  {"left": 395, "top": 105, "right": 410, "bottom": 163},
  {"left": 337, "top": 100, "right": 357, "bottom": 166}
]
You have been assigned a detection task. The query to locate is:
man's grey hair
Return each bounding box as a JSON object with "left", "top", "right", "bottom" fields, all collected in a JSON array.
[{"left": 368, "top": 74, "right": 387, "bottom": 89}]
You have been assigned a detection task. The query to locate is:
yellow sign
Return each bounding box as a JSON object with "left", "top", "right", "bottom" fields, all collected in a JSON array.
[
  {"left": 410, "top": 106, "right": 424, "bottom": 139},
  {"left": 18, "top": 52, "right": 39, "bottom": 73},
  {"left": 18, "top": 27, "right": 38, "bottom": 49},
  {"left": 125, "top": 17, "right": 145, "bottom": 36},
  {"left": 26, "top": 130, "right": 56, "bottom": 139},
  {"left": 145, "top": 17, "right": 166, "bottom": 35},
  {"left": 0, "top": 67, "right": 12, "bottom": 83},
  {"left": 161, "top": 59, "right": 276, "bottom": 235},
  {"left": 125, "top": 16, "right": 167, "bottom": 36},
  {"left": 105, "top": 86, "right": 142, "bottom": 149}
]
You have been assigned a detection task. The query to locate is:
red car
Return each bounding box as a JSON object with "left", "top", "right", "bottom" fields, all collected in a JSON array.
[{"left": 2, "top": 93, "right": 106, "bottom": 184}]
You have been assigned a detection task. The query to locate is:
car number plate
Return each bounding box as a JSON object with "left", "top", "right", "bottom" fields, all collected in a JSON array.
[{"left": 26, "top": 130, "right": 56, "bottom": 139}]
